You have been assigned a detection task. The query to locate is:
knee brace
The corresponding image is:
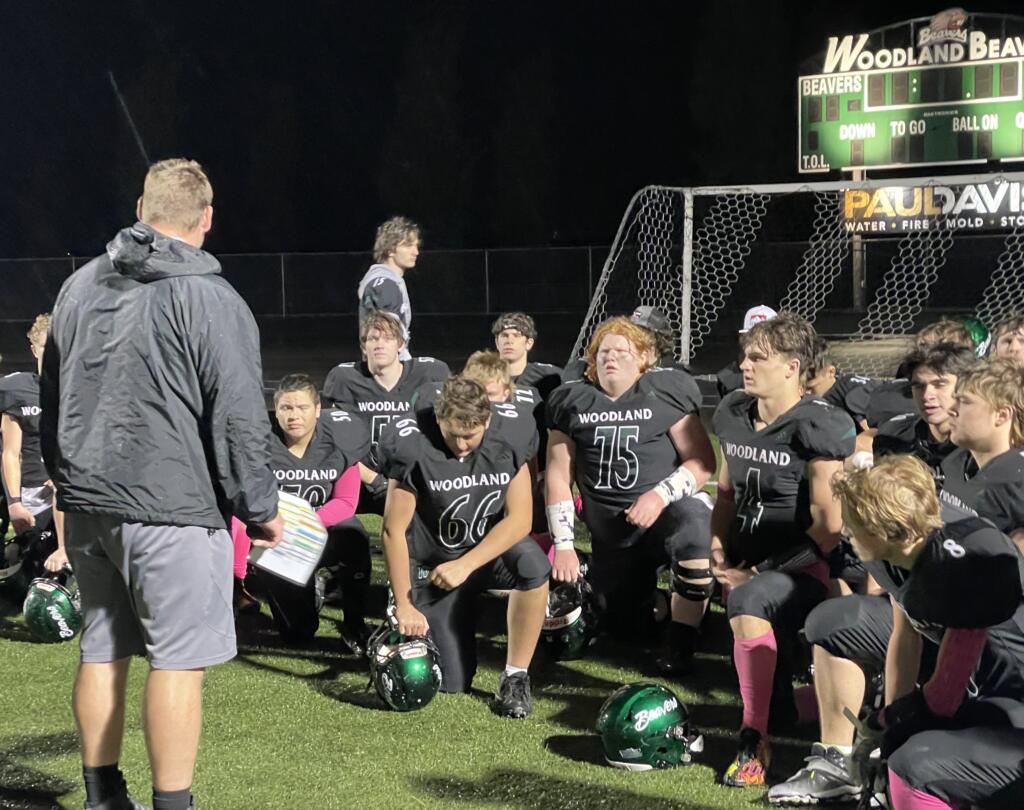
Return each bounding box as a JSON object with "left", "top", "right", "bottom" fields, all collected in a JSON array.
[{"left": 672, "top": 564, "right": 714, "bottom": 602}]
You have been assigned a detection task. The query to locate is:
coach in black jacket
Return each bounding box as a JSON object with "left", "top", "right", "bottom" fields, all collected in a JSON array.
[{"left": 40, "top": 159, "right": 282, "bottom": 810}]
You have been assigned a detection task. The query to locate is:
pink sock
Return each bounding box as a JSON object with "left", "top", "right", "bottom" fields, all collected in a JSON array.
[
  {"left": 793, "top": 684, "right": 819, "bottom": 725},
  {"left": 230, "top": 517, "right": 250, "bottom": 581},
  {"left": 573, "top": 494, "right": 583, "bottom": 517},
  {"left": 888, "top": 768, "right": 956, "bottom": 810},
  {"left": 734, "top": 630, "right": 777, "bottom": 735},
  {"left": 531, "top": 532, "right": 555, "bottom": 564}
]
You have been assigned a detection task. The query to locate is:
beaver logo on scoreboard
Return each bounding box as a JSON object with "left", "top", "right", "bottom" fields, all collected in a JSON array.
[{"left": 918, "top": 8, "right": 969, "bottom": 46}]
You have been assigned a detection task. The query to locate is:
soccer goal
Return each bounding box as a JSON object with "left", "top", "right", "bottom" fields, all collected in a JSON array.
[{"left": 573, "top": 172, "right": 1024, "bottom": 377}]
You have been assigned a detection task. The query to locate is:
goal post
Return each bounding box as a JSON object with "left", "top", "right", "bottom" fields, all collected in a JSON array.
[{"left": 573, "top": 171, "right": 1024, "bottom": 378}]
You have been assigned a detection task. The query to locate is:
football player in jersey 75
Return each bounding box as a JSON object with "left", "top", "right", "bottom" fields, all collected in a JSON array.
[
  {"left": 940, "top": 358, "right": 1024, "bottom": 550},
  {"left": 546, "top": 316, "right": 715, "bottom": 676},
  {"left": 323, "top": 310, "right": 449, "bottom": 515},
  {"left": 831, "top": 457, "right": 1024, "bottom": 810},
  {"left": 378, "top": 376, "right": 550, "bottom": 718},
  {"left": 711, "top": 313, "right": 855, "bottom": 787},
  {"left": 231, "top": 374, "right": 371, "bottom": 650}
]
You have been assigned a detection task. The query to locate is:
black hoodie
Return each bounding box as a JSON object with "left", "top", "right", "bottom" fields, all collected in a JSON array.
[{"left": 40, "top": 223, "right": 278, "bottom": 529}]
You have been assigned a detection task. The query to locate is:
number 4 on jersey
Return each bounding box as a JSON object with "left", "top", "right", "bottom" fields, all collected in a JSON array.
[{"left": 737, "top": 466, "right": 764, "bottom": 533}]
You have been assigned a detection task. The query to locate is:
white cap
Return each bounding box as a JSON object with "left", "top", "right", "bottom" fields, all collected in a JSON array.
[{"left": 739, "top": 305, "right": 778, "bottom": 333}]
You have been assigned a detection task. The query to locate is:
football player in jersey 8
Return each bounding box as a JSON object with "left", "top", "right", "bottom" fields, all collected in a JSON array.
[
  {"left": 711, "top": 313, "right": 855, "bottom": 787},
  {"left": 231, "top": 374, "right": 371, "bottom": 649},
  {"left": 323, "top": 310, "right": 449, "bottom": 515},
  {"left": 546, "top": 316, "right": 715, "bottom": 676},
  {"left": 833, "top": 456, "right": 1024, "bottom": 810},
  {"left": 941, "top": 358, "right": 1024, "bottom": 549},
  {"left": 379, "top": 376, "right": 549, "bottom": 718}
]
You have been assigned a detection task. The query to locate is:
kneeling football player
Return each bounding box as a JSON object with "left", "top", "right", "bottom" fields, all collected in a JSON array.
[
  {"left": 992, "top": 313, "right": 1024, "bottom": 368},
  {"left": 232, "top": 374, "right": 371, "bottom": 649},
  {"left": 711, "top": 313, "right": 854, "bottom": 787},
  {"left": 833, "top": 456, "right": 1024, "bottom": 810},
  {"left": 546, "top": 316, "right": 716, "bottom": 675},
  {"left": 379, "top": 376, "right": 549, "bottom": 718}
]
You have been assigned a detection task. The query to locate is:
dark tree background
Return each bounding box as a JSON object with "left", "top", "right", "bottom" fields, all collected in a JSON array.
[{"left": 2, "top": 1, "right": 1022, "bottom": 257}]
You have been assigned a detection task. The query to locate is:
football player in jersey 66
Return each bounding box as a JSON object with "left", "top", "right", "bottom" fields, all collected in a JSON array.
[
  {"left": 231, "top": 374, "right": 371, "bottom": 650},
  {"left": 546, "top": 316, "right": 716, "bottom": 676},
  {"left": 378, "top": 376, "right": 550, "bottom": 718},
  {"left": 711, "top": 313, "right": 855, "bottom": 787},
  {"left": 323, "top": 310, "right": 449, "bottom": 515}
]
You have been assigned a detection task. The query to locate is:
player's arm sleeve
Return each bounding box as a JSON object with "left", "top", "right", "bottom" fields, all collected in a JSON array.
[
  {"left": 191, "top": 285, "right": 279, "bottom": 525},
  {"left": 39, "top": 329, "right": 61, "bottom": 481},
  {"left": 922, "top": 628, "right": 988, "bottom": 717},
  {"left": 545, "top": 383, "right": 574, "bottom": 433},
  {"left": 1, "top": 414, "right": 23, "bottom": 500},
  {"left": 316, "top": 465, "right": 361, "bottom": 528},
  {"left": 842, "top": 379, "right": 875, "bottom": 424},
  {"left": 976, "top": 483, "right": 1024, "bottom": 537},
  {"left": 360, "top": 278, "right": 404, "bottom": 318}
]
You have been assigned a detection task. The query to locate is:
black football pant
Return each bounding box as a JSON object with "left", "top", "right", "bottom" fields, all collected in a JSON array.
[
  {"left": 585, "top": 496, "right": 712, "bottom": 638},
  {"left": 410, "top": 539, "right": 550, "bottom": 693},
  {"left": 260, "top": 518, "right": 371, "bottom": 643},
  {"left": 805, "top": 594, "right": 1024, "bottom": 698},
  {"left": 888, "top": 697, "right": 1024, "bottom": 809}
]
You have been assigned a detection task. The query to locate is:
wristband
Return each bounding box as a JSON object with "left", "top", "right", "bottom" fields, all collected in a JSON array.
[
  {"left": 849, "top": 451, "right": 874, "bottom": 471},
  {"left": 7, "top": 496, "right": 20, "bottom": 505},
  {"left": 546, "top": 500, "right": 575, "bottom": 546},
  {"left": 653, "top": 465, "right": 698, "bottom": 506}
]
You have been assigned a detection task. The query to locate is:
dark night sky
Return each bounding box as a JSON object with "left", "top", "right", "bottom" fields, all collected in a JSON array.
[{"left": 3, "top": 1, "right": 1023, "bottom": 257}]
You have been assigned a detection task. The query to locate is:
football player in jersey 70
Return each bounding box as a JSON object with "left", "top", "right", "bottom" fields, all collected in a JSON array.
[
  {"left": 831, "top": 456, "right": 1024, "bottom": 810},
  {"left": 323, "top": 310, "right": 449, "bottom": 515},
  {"left": 546, "top": 316, "right": 715, "bottom": 676},
  {"left": 378, "top": 376, "right": 550, "bottom": 718},
  {"left": 711, "top": 313, "right": 854, "bottom": 788}
]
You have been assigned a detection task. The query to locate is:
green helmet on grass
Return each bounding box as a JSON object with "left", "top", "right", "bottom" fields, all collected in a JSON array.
[
  {"left": 596, "top": 682, "right": 703, "bottom": 770},
  {"left": 959, "top": 315, "right": 991, "bottom": 357},
  {"left": 23, "top": 570, "right": 82, "bottom": 643},
  {"left": 367, "top": 624, "right": 443, "bottom": 712},
  {"left": 541, "top": 579, "right": 597, "bottom": 660}
]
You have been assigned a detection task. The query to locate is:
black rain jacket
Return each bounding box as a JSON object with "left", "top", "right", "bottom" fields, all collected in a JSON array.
[{"left": 41, "top": 223, "right": 278, "bottom": 529}]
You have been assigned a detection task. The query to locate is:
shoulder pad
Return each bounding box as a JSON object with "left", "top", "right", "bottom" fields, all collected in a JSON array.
[
  {"left": 546, "top": 379, "right": 595, "bottom": 432},
  {"left": 794, "top": 399, "right": 857, "bottom": 460},
  {"left": 377, "top": 415, "right": 427, "bottom": 484},
  {"left": 491, "top": 401, "right": 539, "bottom": 467},
  {"left": 640, "top": 367, "right": 701, "bottom": 416},
  {"left": 411, "top": 357, "right": 451, "bottom": 382},
  {"left": 409, "top": 381, "right": 443, "bottom": 418},
  {"left": 904, "top": 520, "right": 1023, "bottom": 629},
  {"left": 321, "top": 409, "right": 371, "bottom": 468},
  {"left": 711, "top": 389, "right": 753, "bottom": 436}
]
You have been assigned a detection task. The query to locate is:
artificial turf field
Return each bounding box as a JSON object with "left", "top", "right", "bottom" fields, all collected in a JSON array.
[{"left": 0, "top": 514, "right": 826, "bottom": 810}]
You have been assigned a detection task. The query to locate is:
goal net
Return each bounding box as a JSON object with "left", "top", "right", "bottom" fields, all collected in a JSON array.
[{"left": 572, "top": 172, "right": 1024, "bottom": 378}]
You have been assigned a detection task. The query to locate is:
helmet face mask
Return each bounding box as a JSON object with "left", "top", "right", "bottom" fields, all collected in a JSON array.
[
  {"left": 23, "top": 571, "right": 83, "bottom": 643},
  {"left": 541, "top": 579, "right": 596, "bottom": 661},
  {"left": 596, "top": 682, "right": 703, "bottom": 770},
  {"left": 367, "top": 625, "right": 443, "bottom": 712}
]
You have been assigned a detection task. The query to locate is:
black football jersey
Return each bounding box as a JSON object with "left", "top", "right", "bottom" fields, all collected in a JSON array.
[
  {"left": 715, "top": 360, "right": 744, "bottom": 400},
  {"left": 378, "top": 403, "right": 536, "bottom": 566},
  {"left": 865, "top": 378, "right": 914, "bottom": 428},
  {"left": 513, "top": 362, "right": 563, "bottom": 401},
  {"left": 269, "top": 409, "right": 369, "bottom": 508},
  {"left": 547, "top": 367, "right": 702, "bottom": 511},
  {"left": 0, "top": 372, "right": 46, "bottom": 488},
  {"left": 322, "top": 357, "right": 450, "bottom": 468},
  {"left": 874, "top": 413, "right": 955, "bottom": 488},
  {"left": 939, "top": 447, "right": 1024, "bottom": 535},
  {"left": 821, "top": 374, "right": 875, "bottom": 427},
  {"left": 712, "top": 391, "right": 856, "bottom": 567},
  {"left": 864, "top": 514, "right": 1024, "bottom": 692}
]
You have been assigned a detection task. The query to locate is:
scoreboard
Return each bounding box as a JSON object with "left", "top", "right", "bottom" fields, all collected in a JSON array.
[
  {"left": 798, "top": 12, "right": 1024, "bottom": 173},
  {"left": 799, "top": 60, "right": 1024, "bottom": 172}
]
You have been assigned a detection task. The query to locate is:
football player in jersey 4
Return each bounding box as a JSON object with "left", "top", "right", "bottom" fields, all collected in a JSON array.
[
  {"left": 232, "top": 374, "right": 371, "bottom": 649},
  {"left": 831, "top": 457, "right": 1024, "bottom": 810},
  {"left": 379, "top": 376, "right": 550, "bottom": 718},
  {"left": 546, "top": 317, "right": 715, "bottom": 676},
  {"left": 0, "top": 313, "right": 63, "bottom": 590},
  {"left": 492, "top": 312, "right": 562, "bottom": 398},
  {"left": 711, "top": 313, "right": 855, "bottom": 788},
  {"left": 941, "top": 358, "right": 1024, "bottom": 549},
  {"left": 323, "top": 310, "right": 449, "bottom": 515},
  {"left": 992, "top": 314, "right": 1024, "bottom": 368}
]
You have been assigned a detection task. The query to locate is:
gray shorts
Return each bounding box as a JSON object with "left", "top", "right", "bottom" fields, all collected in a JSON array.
[{"left": 65, "top": 513, "right": 236, "bottom": 669}]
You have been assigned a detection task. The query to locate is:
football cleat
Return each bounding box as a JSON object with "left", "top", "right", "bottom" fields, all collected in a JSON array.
[
  {"left": 767, "top": 743, "right": 861, "bottom": 805},
  {"left": 492, "top": 671, "right": 533, "bottom": 719},
  {"left": 724, "top": 727, "right": 772, "bottom": 787}
]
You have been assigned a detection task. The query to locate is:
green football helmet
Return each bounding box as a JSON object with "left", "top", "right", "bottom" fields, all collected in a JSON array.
[
  {"left": 367, "top": 623, "right": 443, "bottom": 712},
  {"left": 23, "top": 569, "right": 83, "bottom": 643},
  {"left": 541, "top": 579, "right": 596, "bottom": 660},
  {"left": 596, "top": 682, "right": 703, "bottom": 771},
  {"left": 959, "top": 315, "right": 991, "bottom": 357}
]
